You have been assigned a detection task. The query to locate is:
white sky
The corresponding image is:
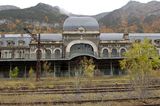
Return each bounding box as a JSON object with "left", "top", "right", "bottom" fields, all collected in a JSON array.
[{"left": 0, "top": 0, "right": 159, "bottom": 15}]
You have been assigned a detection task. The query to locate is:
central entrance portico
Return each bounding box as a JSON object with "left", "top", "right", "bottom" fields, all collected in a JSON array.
[{"left": 66, "top": 40, "right": 98, "bottom": 58}]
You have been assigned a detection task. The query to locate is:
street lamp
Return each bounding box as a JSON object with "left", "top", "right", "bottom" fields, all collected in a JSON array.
[{"left": 24, "top": 28, "right": 41, "bottom": 81}]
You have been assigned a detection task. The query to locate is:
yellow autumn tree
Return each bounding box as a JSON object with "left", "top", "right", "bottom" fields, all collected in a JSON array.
[{"left": 81, "top": 57, "right": 95, "bottom": 77}]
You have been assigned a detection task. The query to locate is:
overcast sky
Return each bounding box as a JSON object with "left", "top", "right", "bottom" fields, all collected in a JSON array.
[{"left": 0, "top": 0, "right": 159, "bottom": 15}]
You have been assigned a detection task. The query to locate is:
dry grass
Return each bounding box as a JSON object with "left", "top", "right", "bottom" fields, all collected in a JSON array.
[
  {"left": 0, "top": 90, "right": 159, "bottom": 103},
  {"left": 0, "top": 76, "right": 130, "bottom": 89},
  {"left": 0, "top": 76, "right": 159, "bottom": 106}
]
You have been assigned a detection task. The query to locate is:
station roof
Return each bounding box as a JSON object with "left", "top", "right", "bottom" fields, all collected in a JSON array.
[
  {"left": 0, "top": 33, "right": 62, "bottom": 46},
  {"left": 1, "top": 33, "right": 160, "bottom": 43},
  {"left": 100, "top": 33, "right": 160, "bottom": 41},
  {"left": 63, "top": 17, "right": 99, "bottom": 32}
]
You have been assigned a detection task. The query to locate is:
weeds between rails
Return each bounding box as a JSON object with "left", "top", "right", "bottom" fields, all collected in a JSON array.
[
  {"left": 0, "top": 77, "right": 159, "bottom": 106},
  {"left": 0, "top": 84, "right": 160, "bottom": 95},
  {"left": 0, "top": 97, "right": 159, "bottom": 106}
]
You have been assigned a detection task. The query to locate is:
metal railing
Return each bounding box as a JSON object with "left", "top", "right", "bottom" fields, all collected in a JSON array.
[{"left": 0, "top": 52, "right": 127, "bottom": 60}]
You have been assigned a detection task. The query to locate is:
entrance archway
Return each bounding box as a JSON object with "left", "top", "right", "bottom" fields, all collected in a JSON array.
[
  {"left": 66, "top": 40, "right": 98, "bottom": 57},
  {"left": 69, "top": 55, "right": 96, "bottom": 76},
  {"left": 70, "top": 43, "right": 94, "bottom": 57}
]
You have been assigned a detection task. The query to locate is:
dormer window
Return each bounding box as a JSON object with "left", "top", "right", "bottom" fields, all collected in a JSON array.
[
  {"left": 7, "top": 40, "right": 15, "bottom": 46},
  {"left": 18, "top": 40, "right": 25, "bottom": 46},
  {"left": 154, "top": 39, "right": 160, "bottom": 46},
  {"left": 0, "top": 41, "right": 3, "bottom": 46},
  {"left": 135, "top": 39, "right": 141, "bottom": 43}
]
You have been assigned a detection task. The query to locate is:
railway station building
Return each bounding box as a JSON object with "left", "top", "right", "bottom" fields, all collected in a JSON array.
[{"left": 0, "top": 17, "right": 160, "bottom": 77}]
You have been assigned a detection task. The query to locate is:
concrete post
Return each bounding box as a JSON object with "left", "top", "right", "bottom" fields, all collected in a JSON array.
[
  {"left": 68, "top": 61, "right": 71, "bottom": 77},
  {"left": 110, "top": 61, "right": 113, "bottom": 76},
  {"left": 54, "top": 62, "right": 56, "bottom": 77}
]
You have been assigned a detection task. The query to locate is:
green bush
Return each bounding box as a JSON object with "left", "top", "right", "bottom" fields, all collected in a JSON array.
[
  {"left": 28, "top": 67, "right": 35, "bottom": 78},
  {"left": 9, "top": 66, "right": 19, "bottom": 78}
]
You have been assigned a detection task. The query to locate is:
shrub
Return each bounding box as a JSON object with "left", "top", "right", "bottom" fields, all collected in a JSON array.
[
  {"left": 9, "top": 66, "right": 19, "bottom": 78},
  {"left": 28, "top": 67, "right": 35, "bottom": 78}
]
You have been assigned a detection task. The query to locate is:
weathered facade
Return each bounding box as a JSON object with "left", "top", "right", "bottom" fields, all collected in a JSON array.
[{"left": 0, "top": 17, "right": 160, "bottom": 77}]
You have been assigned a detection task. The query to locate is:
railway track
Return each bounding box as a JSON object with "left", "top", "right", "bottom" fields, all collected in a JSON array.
[
  {"left": 0, "top": 97, "right": 159, "bottom": 106},
  {"left": 0, "top": 80, "right": 159, "bottom": 106},
  {"left": 0, "top": 84, "right": 160, "bottom": 95}
]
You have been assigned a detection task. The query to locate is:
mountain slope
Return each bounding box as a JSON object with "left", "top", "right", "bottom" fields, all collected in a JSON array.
[
  {"left": 99, "top": 1, "right": 160, "bottom": 32},
  {"left": 93, "top": 12, "right": 109, "bottom": 20},
  {"left": 0, "top": 5, "right": 20, "bottom": 11},
  {"left": 1, "top": 1, "right": 160, "bottom": 33},
  {"left": 0, "top": 3, "right": 69, "bottom": 33},
  {"left": 0, "top": 3, "right": 68, "bottom": 23}
]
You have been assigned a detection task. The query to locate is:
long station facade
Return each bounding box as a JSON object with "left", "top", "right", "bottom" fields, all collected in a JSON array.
[{"left": 0, "top": 17, "right": 160, "bottom": 77}]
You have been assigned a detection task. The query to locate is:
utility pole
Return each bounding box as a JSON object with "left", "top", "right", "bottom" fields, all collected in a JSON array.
[
  {"left": 24, "top": 28, "right": 41, "bottom": 81},
  {"left": 36, "top": 33, "right": 41, "bottom": 81}
]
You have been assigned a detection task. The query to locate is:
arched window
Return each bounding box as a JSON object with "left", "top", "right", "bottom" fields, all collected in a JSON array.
[
  {"left": 36, "top": 50, "right": 42, "bottom": 59},
  {"left": 120, "top": 48, "right": 126, "bottom": 57},
  {"left": 17, "top": 50, "right": 24, "bottom": 58},
  {"left": 103, "top": 49, "right": 109, "bottom": 57},
  {"left": 19, "top": 51, "right": 22, "bottom": 58},
  {"left": 5, "top": 51, "right": 7, "bottom": 58},
  {"left": 55, "top": 49, "right": 61, "bottom": 58},
  {"left": 45, "top": 49, "right": 51, "bottom": 59},
  {"left": 111, "top": 48, "right": 118, "bottom": 57}
]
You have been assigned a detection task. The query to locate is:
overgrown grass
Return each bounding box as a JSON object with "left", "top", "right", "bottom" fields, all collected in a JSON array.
[
  {"left": 0, "top": 90, "right": 159, "bottom": 104},
  {"left": 0, "top": 75, "right": 130, "bottom": 89},
  {"left": 0, "top": 75, "right": 159, "bottom": 106}
]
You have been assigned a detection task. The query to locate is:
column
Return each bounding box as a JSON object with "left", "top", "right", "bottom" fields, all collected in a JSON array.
[
  {"left": 68, "top": 61, "right": 71, "bottom": 77},
  {"left": 110, "top": 60, "right": 113, "bottom": 76},
  {"left": 9, "top": 62, "right": 12, "bottom": 79},
  {"left": 54, "top": 61, "right": 56, "bottom": 77},
  {"left": 24, "top": 65, "right": 27, "bottom": 79}
]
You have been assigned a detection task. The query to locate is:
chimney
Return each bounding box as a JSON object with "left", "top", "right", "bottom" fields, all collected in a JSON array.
[
  {"left": 0, "top": 30, "right": 5, "bottom": 38},
  {"left": 123, "top": 28, "right": 129, "bottom": 40},
  {"left": 20, "top": 33, "right": 23, "bottom": 37},
  {"left": 0, "top": 34, "right": 5, "bottom": 38}
]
